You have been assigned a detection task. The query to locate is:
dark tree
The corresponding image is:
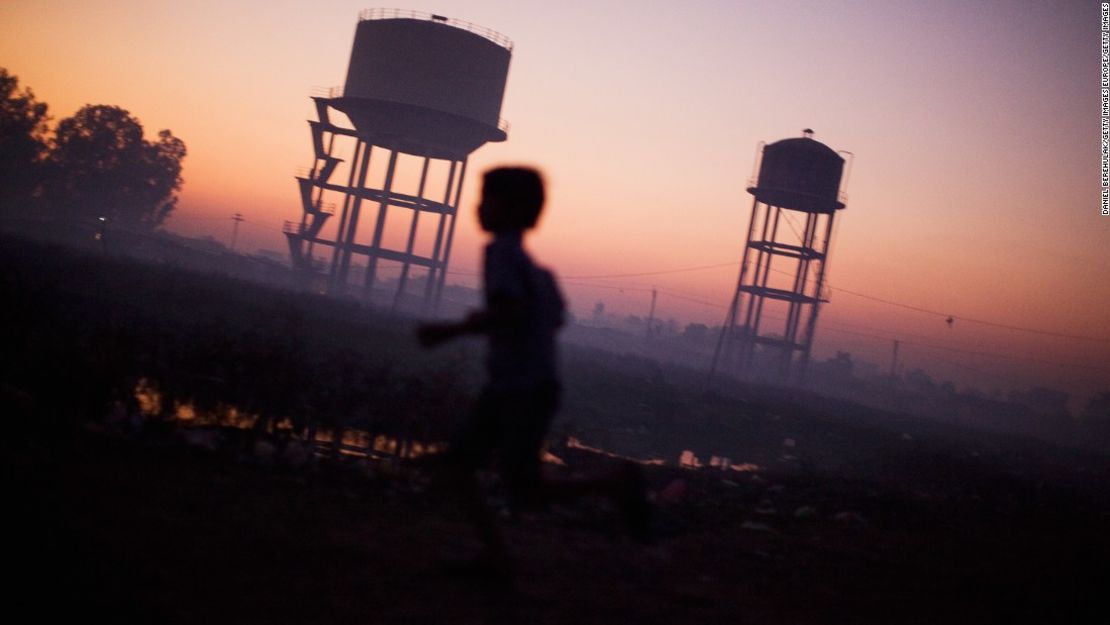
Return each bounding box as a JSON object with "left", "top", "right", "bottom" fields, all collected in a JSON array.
[
  {"left": 46, "top": 104, "right": 186, "bottom": 228},
  {"left": 0, "top": 68, "right": 50, "bottom": 215}
]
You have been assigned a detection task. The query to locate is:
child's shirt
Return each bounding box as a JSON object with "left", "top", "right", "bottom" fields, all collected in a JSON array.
[{"left": 483, "top": 231, "right": 565, "bottom": 392}]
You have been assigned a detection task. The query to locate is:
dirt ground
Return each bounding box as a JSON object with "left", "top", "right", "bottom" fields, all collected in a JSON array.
[
  {"left": 3, "top": 235, "right": 1107, "bottom": 624},
  {"left": 11, "top": 426, "right": 1108, "bottom": 625}
]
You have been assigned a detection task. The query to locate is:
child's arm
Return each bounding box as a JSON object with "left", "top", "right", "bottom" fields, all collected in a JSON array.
[
  {"left": 417, "top": 295, "right": 527, "bottom": 348},
  {"left": 415, "top": 319, "right": 470, "bottom": 347}
]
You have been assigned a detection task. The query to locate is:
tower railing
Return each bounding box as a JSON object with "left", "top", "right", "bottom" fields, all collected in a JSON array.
[
  {"left": 309, "top": 86, "right": 511, "bottom": 135},
  {"left": 310, "top": 86, "right": 345, "bottom": 99},
  {"left": 358, "top": 8, "right": 514, "bottom": 50}
]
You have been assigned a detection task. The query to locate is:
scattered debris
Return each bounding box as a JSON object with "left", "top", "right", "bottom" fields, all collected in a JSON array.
[
  {"left": 740, "top": 521, "right": 777, "bottom": 533},
  {"left": 709, "top": 455, "right": 731, "bottom": 469},
  {"left": 679, "top": 449, "right": 703, "bottom": 469}
]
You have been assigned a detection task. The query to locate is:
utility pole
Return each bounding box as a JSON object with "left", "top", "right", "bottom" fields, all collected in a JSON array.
[
  {"left": 646, "top": 287, "right": 657, "bottom": 338},
  {"left": 230, "top": 213, "right": 244, "bottom": 252}
]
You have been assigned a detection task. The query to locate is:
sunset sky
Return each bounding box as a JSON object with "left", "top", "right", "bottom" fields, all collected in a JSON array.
[{"left": 3, "top": 1, "right": 1107, "bottom": 404}]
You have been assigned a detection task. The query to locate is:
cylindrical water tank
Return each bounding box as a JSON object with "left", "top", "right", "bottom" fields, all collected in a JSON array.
[
  {"left": 333, "top": 12, "right": 511, "bottom": 158},
  {"left": 748, "top": 134, "right": 845, "bottom": 213}
]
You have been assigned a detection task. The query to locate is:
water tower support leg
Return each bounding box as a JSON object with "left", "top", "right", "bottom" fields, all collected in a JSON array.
[
  {"left": 434, "top": 157, "right": 468, "bottom": 311},
  {"left": 799, "top": 214, "right": 836, "bottom": 377},
  {"left": 711, "top": 197, "right": 761, "bottom": 378},
  {"left": 743, "top": 205, "right": 782, "bottom": 373},
  {"left": 338, "top": 141, "right": 373, "bottom": 289},
  {"left": 393, "top": 156, "right": 432, "bottom": 313},
  {"left": 424, "top": 160, "right": 458, "bottom": 310},
  {"left": 364, "top": 149, "right": 399, "bottom": 298},
  {"left": 738, "top": 202, "right": 774, "bottom": 372},
  {"left": 329, "top": 139, "right": 364, "bottom": 291}
]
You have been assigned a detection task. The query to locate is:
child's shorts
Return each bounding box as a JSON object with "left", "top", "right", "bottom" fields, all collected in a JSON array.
[{"left": 448, "top": 380, "right": 560, "bottom": 510}]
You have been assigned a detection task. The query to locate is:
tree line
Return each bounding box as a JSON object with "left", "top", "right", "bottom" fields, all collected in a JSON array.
[{"left": 0, "top": 68, "right": 186, "bottom": 228}]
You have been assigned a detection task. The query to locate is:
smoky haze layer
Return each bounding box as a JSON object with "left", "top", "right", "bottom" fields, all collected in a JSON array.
[
  {"left": 4, "top": 231, "right": 1110, "bottom": 625},
  {"left": 2, "top": 230, "right": 1108, "bottom": 466}
]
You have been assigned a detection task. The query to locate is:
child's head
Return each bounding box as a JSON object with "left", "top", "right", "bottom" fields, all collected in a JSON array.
[{"left": 479, "top": 167, "right": 545, "bottom": 233}]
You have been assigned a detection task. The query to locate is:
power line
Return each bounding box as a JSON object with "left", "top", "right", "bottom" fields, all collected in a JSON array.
[
  {"left": 560, "top": 279, "right": 726, "bottom": 310},
  {"left": 817, "top": 324, "right": 1108, "bottom": 372},
  {"left": 561, "top": 256, "right": 1110, "bottom": 343},
  {"left": 560, "top": 278, "right": 1107, "bottom": 372},
  {"left": 561, "top": 261, "right": 738, "bottom": 280},
  {"left": 829, "top": 286, "right": 1109, "bottom": 342},
  {"left": 418, "top": 257, "right": 1109, "bottom": 378},
  {"left": 166, "top": 209, "right": 1103, "bottom": 343},
  {"left": 407, "top": 251, "right": 1109, "bottom": 345},
  {"left": 166, "top": 215, "right": 228, "bottom": 222},
  {"left": 238, "top": 221, "right": 285, "bottom": 234}
]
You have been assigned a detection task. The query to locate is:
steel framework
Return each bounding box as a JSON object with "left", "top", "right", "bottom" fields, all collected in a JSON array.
[
  {"left": 712, "top": 198, "right": 837, "bottom": 382},
  {"left": 284, "top": 96, "right": 467, "bottom": 313}
]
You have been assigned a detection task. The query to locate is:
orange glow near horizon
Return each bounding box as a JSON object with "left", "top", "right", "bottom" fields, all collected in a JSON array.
[{"left": 3, "top": 0, "right": 1107, "bottom": 403}]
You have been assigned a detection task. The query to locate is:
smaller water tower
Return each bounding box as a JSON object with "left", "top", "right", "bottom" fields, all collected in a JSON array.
[
  {"left": 285, "top": 9, "right": 512, "bottom": 311},
  {"left": 711, "top": 130, "right": 850, "bottom": 383}
]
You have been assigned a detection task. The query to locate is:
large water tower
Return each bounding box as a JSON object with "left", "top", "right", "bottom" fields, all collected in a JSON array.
[
  {"left": 711, "top": 130, "right": 850, "bottom": 383},
  {"left": 284, "top": 9, "right": 512, "bottom": 311}
]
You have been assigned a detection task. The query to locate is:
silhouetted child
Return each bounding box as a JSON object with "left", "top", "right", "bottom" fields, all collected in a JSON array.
[{"left": 418, "top": 166, "right": 648, "bottom": 579}]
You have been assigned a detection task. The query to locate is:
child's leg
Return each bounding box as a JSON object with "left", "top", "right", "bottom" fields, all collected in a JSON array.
[
  {"left": 542, "top": 461, "right": 651, "bottom": 542},
  {"left": 499, "top": 385, "right": 558, "bottom": 513},
  {"left": 500, "top": 384, "right": 650, "bottom": 539},
  {"left": 443, "top": 389, "right": 509, "bottom": 565}
]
